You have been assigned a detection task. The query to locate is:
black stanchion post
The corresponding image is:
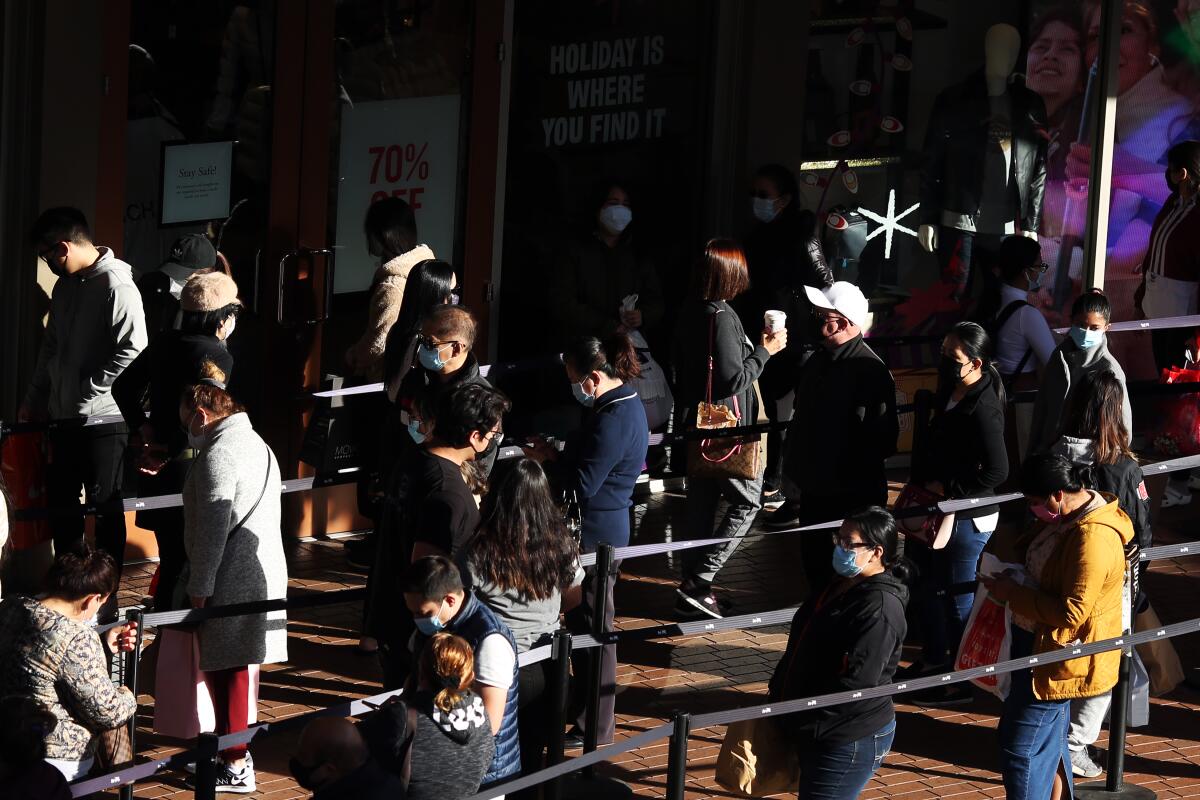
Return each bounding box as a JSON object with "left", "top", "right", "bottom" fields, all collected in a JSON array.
[
  {"left": 665, "top": 711, "right": 691, "bottom": 800},
  {"left": 545, "top": 630, "right": 572, "bottom": 800},
  {"left": 582, "top": 543, "right": 613, "bottom": 768},
  {"left": 194, "top": 732, "right": 220, "bottom": 800},
  {"left": 118, "top": 608, "right": 144, "bottom": 800}
]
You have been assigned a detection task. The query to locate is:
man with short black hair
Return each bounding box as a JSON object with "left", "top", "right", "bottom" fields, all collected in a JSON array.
[
  {"left": 403, "top": 556, "right": 521, "bottom": 788},
  {"left": 368, "top": 383, "right": 510, "bottom": 688},
  {"left": 21, "top": 208, "right": 147, "bottom": 620}
]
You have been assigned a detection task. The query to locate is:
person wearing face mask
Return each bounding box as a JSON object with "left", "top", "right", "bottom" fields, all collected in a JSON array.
[
  {"left": 20, "top": 207, "right": 147, "bottom": 625},
  {"left": 178, "top": 365, "right": 286, "bottom": 794},
  {"left": 770, "top": 282, "right": 898, "bottom": 595},
  {"left": 525, "top": 332, "right": 647, "bottom": 746},
  {"left": 289, "top": 716, "right": 404, "bottom": 800},
  {"left": 981, "top": 453, "right": 1133, "bottom": 800},
  {"left": 984, "top": 236, "right": 1059, "bottom": 384},
  {"left": 113, "top": 272, "right": 240, "bottom": 610},
  {"left": 742, "top": 163, "right": 834, "bottom": 508},
  {"left": 903, "top": 323, "right": 1008, "bottom": 707},
  {"left": 370, "top": 384, "right": 511, "bottom": 689},
  {"left": 673, "top": 240, "right": 787, "bottom": 618},
  {"left": 768, "top": 507, "right": 915, "bottom": 799},
  {"left": 403, "top": 556, "right": 521, "bottom": 788},
  {"left": 549, "top": 181, "right": 665, "bottom": 343},
  {"left": 1028, "top": 289, "right": 1131, "bottom": 458},
  {"left": 0, "top": 543, "right": 138, "bottom": 782}
]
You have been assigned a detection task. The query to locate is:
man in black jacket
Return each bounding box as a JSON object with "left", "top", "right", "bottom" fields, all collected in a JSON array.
[{"left": 769, "top": 282, "right": 899, "bottom": 592}]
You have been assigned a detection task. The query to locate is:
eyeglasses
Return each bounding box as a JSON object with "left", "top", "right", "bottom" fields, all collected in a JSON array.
[
  {"left": 418, "top": 336, "right": 460, "bottom": 350},
  {"left": 830, "top": 535, "right": 876, "bottom": 550},
  {"left": 1027, "top": 262, "right": 1050, "bottom": 274},
  {"left": 37, "top": 244, "right": 60, "bottom": 263}
]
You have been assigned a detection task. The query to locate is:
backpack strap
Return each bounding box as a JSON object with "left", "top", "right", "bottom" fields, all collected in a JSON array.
[{"left": 994, "top": 300, "right": 1033, "bottom": 386}]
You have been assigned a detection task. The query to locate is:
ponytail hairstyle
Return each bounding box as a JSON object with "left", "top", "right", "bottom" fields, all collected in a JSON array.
[
  {"left": 946, "top": 321, "right": 1006, "bottom": 406},
  {"left": 180, "top": 360, "right": 244, "bottom": 421},
  {"left": 562, "top": 333, "right": 641, "bottom": 383},
  {"left": 1061, "top": 371, "right": 1136, "bottom": 467},
  {"left": 1071, "top": 287, "right": 1111, "bottom": 323},
  {"left": 1019, "top": 452, "right": 1085, "bottom": 499},
  {"left": 844, "top": 506, "right": 918, "bottom": 587},
  {"left": 419, "top": 632, "right": 476, "bottom": 713}
]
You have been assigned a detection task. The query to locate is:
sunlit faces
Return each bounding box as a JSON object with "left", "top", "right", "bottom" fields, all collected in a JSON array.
[{"left": 1086, "top": 7, "right": 1157, "bottom": 96}]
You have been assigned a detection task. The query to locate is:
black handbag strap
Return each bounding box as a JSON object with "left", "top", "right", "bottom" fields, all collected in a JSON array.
[{"left": 229, "top": 444, "right": 272, "bottom": 539}]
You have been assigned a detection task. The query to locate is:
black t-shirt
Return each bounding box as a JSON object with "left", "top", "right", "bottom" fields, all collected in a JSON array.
[{"left": 408, "top": 450, "right": 479, "bottom": 558}]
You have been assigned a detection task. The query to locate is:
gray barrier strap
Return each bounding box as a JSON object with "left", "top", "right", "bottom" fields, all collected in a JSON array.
[
  {"left": 571, "top": 606, "right": 798, "bottom": 650},
  {"left": 1053, "top": 313, "right": 1200, "bottom": 336},
  {"left": 142, "top": 588, "right": 366, "bottom": 627},
  {"left": 1140, "top": 540, "right": 1199, "bottom": 561},
  {"left": 461, "top": 722, "right": 677, "bottom": 800},
  {"left": 520, "top": 644, "right": 553, "bottom": 667},
  {"left": 69, "top": 752, "right": 195, "bottom": 797},
  {"left": 690, "top": 613, "right": 1200, "bottom": 730}
]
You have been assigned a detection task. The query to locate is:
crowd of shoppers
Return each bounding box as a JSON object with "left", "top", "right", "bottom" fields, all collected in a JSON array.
[{"left": 4, "top": 152, "right": 1191, "bottom": 800}]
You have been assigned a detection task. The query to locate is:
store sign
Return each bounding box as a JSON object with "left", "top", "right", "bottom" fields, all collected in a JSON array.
[
  {"left": 334, "top": 95, "right": 461, "bottom": 294},
  {"left": 159, "top": 141, "right": 234, "bottom": 225}
]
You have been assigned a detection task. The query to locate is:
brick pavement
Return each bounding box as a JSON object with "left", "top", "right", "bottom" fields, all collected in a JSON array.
[{"left": 108, "top": 484, "right": 1200, "bottom": 799}]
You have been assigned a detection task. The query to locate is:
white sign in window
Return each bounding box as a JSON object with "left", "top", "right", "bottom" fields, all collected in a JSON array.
[
  {"left": 334, "top": 95, "right": 461, "bottom": 294},
  {"left": 160, "top": 141, "right": 234, "bottom": 226}
]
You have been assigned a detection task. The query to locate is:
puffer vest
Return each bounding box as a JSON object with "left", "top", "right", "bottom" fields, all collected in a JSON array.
[{"left": 415, "top": 591, "right": 521, "bottom": 784}]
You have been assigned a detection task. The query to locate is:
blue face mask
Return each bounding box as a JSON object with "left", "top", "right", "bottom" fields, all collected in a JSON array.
[
  {"left": 1069, "top": 326, "right": 1103, "bottom": 350},
  {"left": 414, "top": 600, "right": 447, "bottom": 636},
  {"left": 407, "top": 418, "right": 427, "bottom": 445},
  {"left": 571, "top": 380, "right": 595, "bottom": 407},
  {"left": 831, "top": 544, "right": 864, "bottom": 578},
  {"left": 752, "top": 196, "right": 780, "bottom": 223},
  {"left": 418, "top": 342, "right": 448, "bottom": 371},
  {"left": 1026, "top": 268, "right": 1043, "bottom": 292},
  {"left": 599, "top": 204, "right": 632, "bottom": 235}
]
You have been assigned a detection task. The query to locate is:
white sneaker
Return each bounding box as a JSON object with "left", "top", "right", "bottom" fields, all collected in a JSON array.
[
  {"left": 213, "top": 761, "right": 256, "bottom": 794},
  {"left": 1187, "top": 474, "right": 1200, "bottom": 491},
  {"left": 1162, "top": 484, "right": 1193, "bottom": 508},
  {"left": 1071, "top": 747, "right": 1103, "bottom": 779}
]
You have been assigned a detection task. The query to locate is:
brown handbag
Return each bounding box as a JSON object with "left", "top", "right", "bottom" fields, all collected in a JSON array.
[{"left": 687, "top": 311, "right": 762, "bottom": 481}]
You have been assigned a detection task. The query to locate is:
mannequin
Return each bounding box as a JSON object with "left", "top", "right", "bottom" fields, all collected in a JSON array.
[{"left": 919, "top": 24, "right": 1048, "bottom": 302}]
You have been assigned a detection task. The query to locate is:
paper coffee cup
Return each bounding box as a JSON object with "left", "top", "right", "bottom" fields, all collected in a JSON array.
[{"left": 764, "top": 310, "right": 787, "bottom": 332}]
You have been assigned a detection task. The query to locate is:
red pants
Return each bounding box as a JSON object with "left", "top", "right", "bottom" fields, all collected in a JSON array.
[{"left": 204, "top": 666, "right": 251, "bottom": 759}]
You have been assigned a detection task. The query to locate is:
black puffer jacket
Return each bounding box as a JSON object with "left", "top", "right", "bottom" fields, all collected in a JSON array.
[
  {"left": 911, "top": 372, "right": 1009, "bottom": 519},
  {"left": 769, "top": 572, "right": 908, "bottom": 745}
]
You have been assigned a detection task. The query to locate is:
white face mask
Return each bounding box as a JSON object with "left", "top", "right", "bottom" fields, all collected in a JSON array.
[
  {"left": 752, "top": 196, "right": 780, "bottom": 223},
  {"left": 186, "top": 411, "right": 207, "bottom": 450},
  {"left": 220, "top": 316, "right": 237, "bottom": 341},
  {"left": 599, "top": 205, "right": 632, "bottom": 235}
]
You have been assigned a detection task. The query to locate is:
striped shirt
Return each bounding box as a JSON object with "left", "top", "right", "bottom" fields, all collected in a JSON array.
[{"left": 1144, "top": 194, "right": 1200, "bottom": 281}]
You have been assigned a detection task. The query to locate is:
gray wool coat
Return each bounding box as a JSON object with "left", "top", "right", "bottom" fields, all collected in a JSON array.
[{"left": 183, "top": 412, "right": 288, "bottom": 672}]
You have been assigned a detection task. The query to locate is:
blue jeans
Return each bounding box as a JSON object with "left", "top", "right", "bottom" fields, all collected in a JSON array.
[
  {"left": 910, "top": 516, "right": 992, "bottom": 665},
  {"left": 797, "top": 719, "right": 896, "bottom": 800},
  {"left": 999, "top": 627, "right": 1073, "bottom": 800}
]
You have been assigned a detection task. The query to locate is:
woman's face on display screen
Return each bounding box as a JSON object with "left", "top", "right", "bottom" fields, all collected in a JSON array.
[
  {"left": 1087, "top": 8, "right": 1156, "bottom": 96},
  {"left": 1028, "top": 21, "right": 1083, "bottom": 113}
]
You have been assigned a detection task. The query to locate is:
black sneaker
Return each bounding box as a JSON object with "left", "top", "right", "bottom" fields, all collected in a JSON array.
[
  {"left": 761, "top": 488, "right": 786, "bottom": 510},
  {"left": 214, "top": 761, "right": 255, "bottom": 794},
  {"left": 762, "top": 501, "right": 801, "bottom": 529},
  {"left": 675, "top": 583, "right": 725, "bottom": 619},
  {"left": 911, "top": 684, "right": 973, "bottom": 708}
]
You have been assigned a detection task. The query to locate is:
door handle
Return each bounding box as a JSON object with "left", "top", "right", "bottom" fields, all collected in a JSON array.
[{"left": 277, "top": 248, "right": 335, "bottom": 326}]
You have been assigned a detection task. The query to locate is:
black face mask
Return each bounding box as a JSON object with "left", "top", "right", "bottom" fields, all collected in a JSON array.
[
  {"left": 476, "top": 431, "right": 503, "bottom": 459},
  {"left": 938, "top": 356, "right": 967, "bottom": 387},
  {"left": 289, "top": 757, "right": 320, "bottom": 790}
]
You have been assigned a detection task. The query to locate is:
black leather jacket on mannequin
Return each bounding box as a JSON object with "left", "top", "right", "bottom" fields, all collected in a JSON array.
[{"left": 919, "top": 73, "right": 1049, "bottom": 234}]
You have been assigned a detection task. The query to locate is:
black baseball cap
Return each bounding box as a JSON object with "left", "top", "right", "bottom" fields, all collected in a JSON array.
[{"left": 165, "top": 234, "right": 216, "bottom": 272}]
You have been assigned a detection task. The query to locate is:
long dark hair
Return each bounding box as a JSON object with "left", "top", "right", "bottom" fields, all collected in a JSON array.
[
  {"left": 1020, "top": 452, "right": 1085, "bottom": 498},
  {"left": 563, "top": 333, "right": 641, "bottom": 383},
  {"left": 467, "top": 458, "right": 579, "bottom": 601},
  {"left": 383, "top": 259, "right": 456, "bottom": 386},
  {"left": 1061, "top": 371, "right": 1135, "bottom": 466},
  {"left": 943, "top": 321, "right": 1006, "bottom": 406}
]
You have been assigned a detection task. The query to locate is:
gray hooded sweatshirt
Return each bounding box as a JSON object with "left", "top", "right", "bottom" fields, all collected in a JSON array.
[
  {"left": 1028, "top": 335, "right": 1132, "bottom": 455},
  {"left": 25, "top": 248, "right": 148, "bottom": 419}
]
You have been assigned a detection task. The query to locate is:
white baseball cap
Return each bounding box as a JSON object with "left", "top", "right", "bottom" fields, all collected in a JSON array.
[{"left": 804, "top": 281, "right": 869, "bottom": 329}]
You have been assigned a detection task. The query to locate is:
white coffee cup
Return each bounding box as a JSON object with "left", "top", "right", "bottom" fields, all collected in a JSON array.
[{"left": 764, "top": 310, "right": 787, "bottom": 333}]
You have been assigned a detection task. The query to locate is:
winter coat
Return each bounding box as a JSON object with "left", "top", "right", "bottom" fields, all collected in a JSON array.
[
  {"left": 345, "top": 244, "right": 436, "bottom": 381},
  {"left": 674, "top": 300, "right": 768, "bottom": 429},
  {"left": 0, "top": 597, "right": 137, "bottom": 761},
  {"left": 1053, "top": 436, "right": 1152, "bottom": 552},
  {"left": 769, "top": 572, "right": 909, "bottom": 745},
  {"left": 1028, "top": 337, "right": 1132, "bottom": 455},
  {"left": 183, "top": 413, "right": 288, "bottom": 671},
  {"left": 911, "top": 372, "right": 1009, "bottom": 518},
  {"left": 549, "top": 234, "right": 664, "bottom": 341},
  {"left": 25, "top": 248, "right": 148, "bottom": 419},
  {"left": 785, "top": 335, "right": 898, "bottom": 503},
  {"left": 1007, "top": 494, "right": 1134, "bottom": 700},
  {"left": 113, "top": 330, "right": 233, "bottom": 457}
]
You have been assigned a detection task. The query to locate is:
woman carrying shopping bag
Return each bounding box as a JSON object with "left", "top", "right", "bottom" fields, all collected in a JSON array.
[{"left": 177, "top": 361, "right": 287, "bottom": 794}]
